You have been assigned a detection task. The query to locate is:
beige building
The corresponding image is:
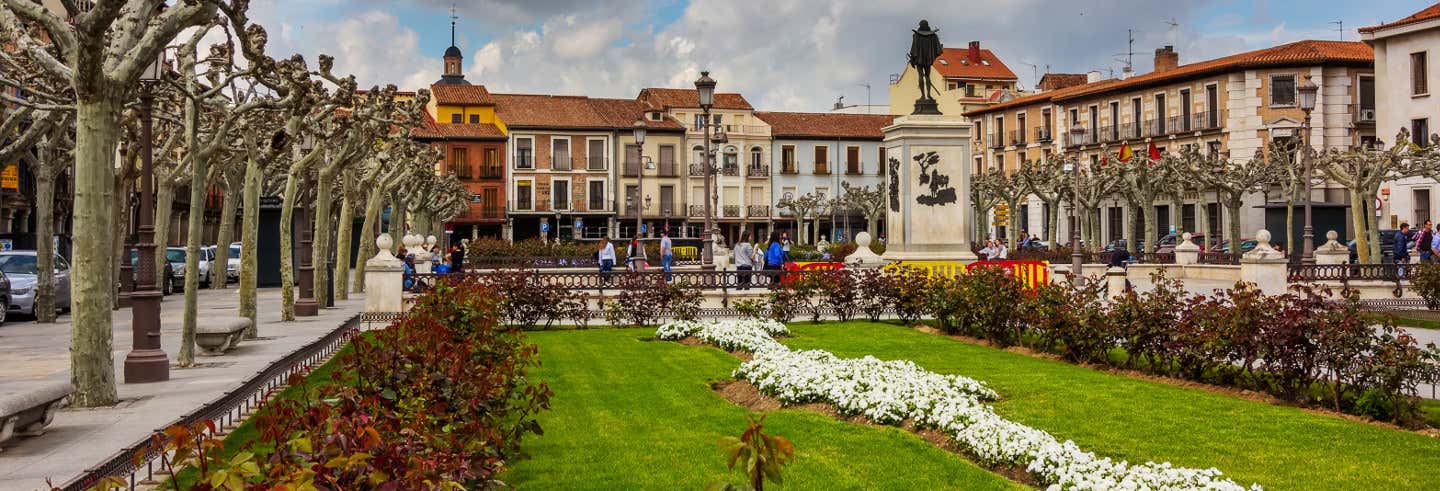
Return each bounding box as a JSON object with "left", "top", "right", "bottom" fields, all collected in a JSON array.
[
  {"left": 1362, "top": 3, "right": 1440, "bottom": 228},
  {"left": 965, "top": 40, "right": 1375, "bottom": 249},
  {"left": 888, "top": 41, "right": 1020, "bottom": 116},
  {"left": 589, "top": 98, "right": 691, "bottom": 238}
]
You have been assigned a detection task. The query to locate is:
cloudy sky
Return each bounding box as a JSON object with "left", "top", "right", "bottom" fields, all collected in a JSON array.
[{"left": 246, "top": 0, "right": 1427, "bottom": 111}]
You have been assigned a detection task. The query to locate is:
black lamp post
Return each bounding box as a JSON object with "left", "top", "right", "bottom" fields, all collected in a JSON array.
[
  {"left": 124, "top": 51, "right": 170, "bottom": 384},
  {"left": 1063, "top": 158, "right": 1082, "bottom": 282},
  {"left": 694, "top": 71, "right": 716, "bottom": 269},
  {"left": 295, "top": 138, "right": 319, "bottom": 317},
  {"left": 1297, "top": 74, "right": 1319, "bottom": 264}
]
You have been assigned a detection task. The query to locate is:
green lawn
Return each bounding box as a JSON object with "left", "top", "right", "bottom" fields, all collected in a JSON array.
[
  {"left": 1373, "top": 311, "right": 1440, "bottom": 330},
  {"left": 781, "top": 321, "right": 1440, "bottom": 491},
  {"left": 502, "top": 329, "right": 1022, "bottom": 490}
]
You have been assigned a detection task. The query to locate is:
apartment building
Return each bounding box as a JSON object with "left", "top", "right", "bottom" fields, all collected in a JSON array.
[
  {"left": 889, "top": 41, "right": 1020, "bottom": 116},
  {"left": 589, "top": 98, "right": 690, "bottom": 239},
  {"left": 637, "top": 88, "right": 772, "bottom": 243},
  {"left": 415, "top": 84, "right": 508, "bottom": 240},
  {"left": 1363, "top": 2, "right": 1440, "bottom": 228},
  {"left": 755, "top": 111, "right": 896, "bottom": 243},
  {"left": 494, "top": 94, "right": 619, "bottom": 241},
  {"left": 966, "top": 40, "right": 1375, "bottom": 249}
]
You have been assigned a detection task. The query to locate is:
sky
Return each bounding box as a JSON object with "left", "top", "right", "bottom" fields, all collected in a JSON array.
[{"left": 243, "top": 0, "right": 1432, "bottom": 112}]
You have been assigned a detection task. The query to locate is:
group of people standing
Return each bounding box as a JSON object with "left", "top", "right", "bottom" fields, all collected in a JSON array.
[
  {"left": 399, "top": 240, "right": 468, "bottom": 292},
  {"left": 595, "top": 230, "right": 796, "bottom": 288}
]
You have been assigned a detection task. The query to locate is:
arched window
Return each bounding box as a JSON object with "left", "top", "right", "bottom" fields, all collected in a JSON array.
[
  {"left": 723, "top": 146, "right": 738, "bottom": 170},
  {"left": 749, "top": 146, "right": 762, "bottom": 168}
]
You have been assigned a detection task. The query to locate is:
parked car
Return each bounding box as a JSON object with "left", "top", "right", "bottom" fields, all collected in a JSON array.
[
  {"left": 1217, "top": 238, "right": 1259, "bottom": 254},
  {"left": 226, "top": 242, "right": 241, "bottom": 283},
  {"left": 129, "top": 249, "right": 176, "bottom": 295},
  {"left": 0, "top": 251, "right": 71, "bottom": 318},
  {"left": 166, "top": 246, "right": 216, "bottom": 289},
  {"left": 1154, "top": 233, "right": 1205, "bottom": 254},
  {"left": 0, "top": 270, "right": 10, "bottom": 325},
  {"left": 1349, "top": 229, "right": 1401, "bottom": 264}
]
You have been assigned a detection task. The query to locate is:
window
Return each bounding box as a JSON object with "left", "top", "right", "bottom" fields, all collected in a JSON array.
[
  {"left": 1413, "top": 52, "right": 1429, "bottom": 95},
  {"left": 469, "top": 114, "right": 480, "bottom": 124},
  {"left": 624, "top": 144, "right": 642, "bottom": 176},
  {"left": 659, "top": 145, "right": 676, "bottom": 176},
  {"left": 815, "top": 187, "right": 829, "bottom": 202},
  {"left": 1359, "top": 75, "right": 1376, "bottom": 114},
  {"left": 1207, "top": 140, "right": 1222, "bottom": 156},
  {"left": 1108, "top": 101, "right": 1118, "bottom": 141},
  {"left": 588, "top": 139, "right": 606, "bottom": 170},
  {"left": 515, "top": 138, "right": 533, "bottom": 169},
  {"left": 450, "top": 147, "right": 470, "bottom": 178},
  {"left": 515, "top": 181, "right": 533, "bottom": 211},
  {"left": 814, "top": 145, "right": 829, "bottom": 174},
  {"left": 482, "top": 188, "right": 499, "bottom": 217},
  {"left": 694, "top": 114, "right": 705, "bottom": 129},
  {"left": 552, "top": 180, "right": 570, "bottom": 211},
  {"left": 1179, "top": 88, "right": 1192, "bottom": 131},
  {"left": 624, "top": 184, "right": 639, "bottom": 213},
  {"left": 660, "top": 185, "right": 675, "bottom": 215},
  {"left": 1131, "top": 97, "right": 1142, "bottom": 137},
  {"left": 650, "top": 112, "right": 661, "bottom": 121},
  {"left": 750, "top": 147, "right": 763, "bottom": 169},
  {"left": 1414, "top": 119, "right": 1430, "bottom": 147},
  {"left": 450, "top": 114, "right": 461, "bottom": 123},
  {"left": 482, "top": 148, "right": 498, "bottom": 177},
  {"left": 782, "top": 145, "right": 796, "bottom": 173},
  {"left": 995, "top": 116, "right": 1005, "bottom": 146},
  {"left": 1088, "top": 105, "right": 1098, "bottom": 141},
  {"left": 588, "top": 180, "right": 606, "bottom": 211},
  {"left": 878, "top": 146, "right": 887, "bottom": 175},
  {"left": 1069, "top": 108, "right": 1079, "bottom": 125},
  {"left": 1041, "top": 108, "right": 1052, "bottom": 140},
  {"left": 1270, "top": 75, "right": 1296, "bottom": 106},
  {"left": 551, "top": 138, "right": 571, "bottom": 170},
  {"left": 1016, "top": 113, "right": 1026, "bottom": 143},
  {"left": 846, "top": 146, "right": 861, "bottom": 174},
  {"left": 1154, "top": 93, "right": 1167, "bottom": 133},
  {"left": 995, "top": 154, "right": 1005, "bottom": 172},
  {"left": 1205, "top": 85, "right": 1219, "bottom": 129}
]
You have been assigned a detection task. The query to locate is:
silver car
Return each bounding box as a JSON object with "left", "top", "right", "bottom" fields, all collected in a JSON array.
[{"left": 0, "top": 251, "right": 72, "bottom": 317}]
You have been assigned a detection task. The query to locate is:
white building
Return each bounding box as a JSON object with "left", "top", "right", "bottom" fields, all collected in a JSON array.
[
  {"left": 755, "top": 112, "right": 896, "bottom": 244},
  {"left": 1363, "top": 3, "right": 1440, "bottom": 228}
]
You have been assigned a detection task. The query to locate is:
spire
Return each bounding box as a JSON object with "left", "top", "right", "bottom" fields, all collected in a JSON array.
[
  {"left": 450, "top": 3, "right": 457, "bottom": 47},
  {"left": 437, "top": 2, "right": 469, "bottom": 85}
]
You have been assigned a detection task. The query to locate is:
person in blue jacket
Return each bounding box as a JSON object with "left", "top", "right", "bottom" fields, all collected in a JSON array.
[
  {"left": 764, "top": 231, "right": 785, "bottom": 287},
  {"left": 402, "top": 253, "right": 417, "bottom": 292}
]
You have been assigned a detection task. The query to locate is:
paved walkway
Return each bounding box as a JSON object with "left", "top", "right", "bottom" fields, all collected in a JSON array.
[{"left": 0, "top": 287, "right": 364, "bottom": 488}]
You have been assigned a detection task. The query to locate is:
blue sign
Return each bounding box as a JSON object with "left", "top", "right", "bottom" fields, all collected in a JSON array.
[{"left": 540, "top": 222, "right": 550, "bottom": 233}]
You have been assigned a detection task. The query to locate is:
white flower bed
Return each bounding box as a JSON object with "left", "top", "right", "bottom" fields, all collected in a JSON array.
[{"left": 657, "top": 319, "right": 1260, "bottom": 491}]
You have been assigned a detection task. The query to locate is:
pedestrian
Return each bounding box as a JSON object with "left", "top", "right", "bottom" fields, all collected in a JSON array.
[
  {"left": 734, "top": 231, "right": 754, "bottom": 290},
  {"left": 626, "top": 234, "right": 648, "bottom": 272},
  {"left": 764, "top": 231, "right": 786, "bottom": 287},
  {"left": 597, "top": 237, "right": 616, "bottom": 284},
  {"left": 450, "top": 242, "right": 466, "bottom": 273},
  {"left": 781, "top": 232, "right": 792, "bottom": 262},
  {"left": 995, "top": 240, "right": 1009, "bottom": 260},
  {"left": 1419, "top": 220, "right": 1434, "bottom": 263},
  {"left": 1394, "top": 223, "right": 1411, "bottom": 276},
  {"left": 402, "top": 253, "right": 417, "bottom": 292},
  {"left": 660, "top": 229, "right": 674, "bottom": 279},
  {"left": 1108, "top": 240, "right": 1131, "bottom": 268},
  {"left": 978, "top": 240, "right": 994, "bottom": 260},
  {"left": 1431, "top": 226, "right": 1440, "bottom": 262}
]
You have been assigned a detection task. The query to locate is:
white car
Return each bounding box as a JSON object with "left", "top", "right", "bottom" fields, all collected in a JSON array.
[
  {"left": 226, "top": 242, "right": 241, "bottom": 282},
  {"left": 166, "top": 246, "right": 215, "bottom": 288}
]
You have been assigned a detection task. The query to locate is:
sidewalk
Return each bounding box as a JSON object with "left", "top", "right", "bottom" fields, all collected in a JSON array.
[{"left": 0, "top": 287, "right": 364, "bottom": 488}]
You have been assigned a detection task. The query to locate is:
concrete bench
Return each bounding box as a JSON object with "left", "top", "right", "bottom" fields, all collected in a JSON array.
[
  {"left": 196, "top": 317, "right": 253, "bottom": 355},
  {"left": 0, "top": 381, "right": 71, "bottom": 452}
]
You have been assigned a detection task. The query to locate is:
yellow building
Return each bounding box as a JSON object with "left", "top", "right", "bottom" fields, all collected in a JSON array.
[{"left": 888, "top": 41, "right": 1020, "bottom": 115}]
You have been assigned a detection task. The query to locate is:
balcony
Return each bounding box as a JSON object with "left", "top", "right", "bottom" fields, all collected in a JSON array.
[
  {"left": 1009, "top": 129, "right": 1027, "bottom": 146},
  {"left": 479, "top": 206, "right": 503, "bottom": 219},
  {"left": 722, "top": 165, "right": 740, "bottom": 177},
  {"left": 780, "top": 163, "right": 798, "bottom": 175},
  {"left": 684, "top": 123, "right": 772, "bottom": 137},
  {"left": 659, "top": 161, "right": 679, "bottom": 177},
  {"left": 479, "top": 165, "right": 503, "bottom": 179},
  {"left": 1034, "top": 127, "right": 1052, "bottom": 142},
  {"left": 988, "top": 133, "right": 1005, "bottom": 149},
  {"left": 723, "top": 205, "right": 741, "bottom": 218},
  {"left": 1193, "top": 110, "right": 1223, "bottom": 131},
  {"left": 747, "top": 204, "right": 770, "bottom": 217},
  {"left": 1065, "top": 128, "right": 1094, "bottom": 147},
  {"left": 689, "top": 204, "right": 706, "bottom": 217},
  {"left": 689, "top": 163, "right": 707, "bottom": 176},
  {"left": 1120, "top": 123, "right": 1142, "bottom": 140},
  {"left": 1099, "top": 125, "right": 1120, "bottom": 144},
  {"left": 747, "top": 164, "right": 770, "bottom": 178},
  {"left": 1352, "top": 104, "right": 1376, "bottom": 125}
]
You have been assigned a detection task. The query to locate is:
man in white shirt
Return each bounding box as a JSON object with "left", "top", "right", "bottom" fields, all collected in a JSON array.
[
  {"left": 660, "top": 230, "right": 674, "bottom": 279},
  {"left": 597, "top": 237, "right": 616, "bottom": 284}
]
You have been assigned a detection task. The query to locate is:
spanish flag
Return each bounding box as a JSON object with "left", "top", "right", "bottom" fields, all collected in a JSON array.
[
  {"left": 1148, "top": 142, "right": 1162, "bottom": 161},
  {"left": 1118, "top": 143, "right": 1134, "bottom": 162}
]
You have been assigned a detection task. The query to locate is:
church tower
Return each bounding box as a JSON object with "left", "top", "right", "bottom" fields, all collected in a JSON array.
[{"left": 436, "top": 7, "right": 469, "bottom": 85}]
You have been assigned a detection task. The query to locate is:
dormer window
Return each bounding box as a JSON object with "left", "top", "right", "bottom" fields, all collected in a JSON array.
[{"left": 939, "top": 59, "right": 948, "bottom": 65}]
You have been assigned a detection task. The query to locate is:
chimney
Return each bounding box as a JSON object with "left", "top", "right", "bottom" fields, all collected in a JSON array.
[
  {"left": 967, "top": 41, "right": 982, "bottom": 65},
  {"left": 1154, "top": 45, "right": 1179, "bottom": 73}
]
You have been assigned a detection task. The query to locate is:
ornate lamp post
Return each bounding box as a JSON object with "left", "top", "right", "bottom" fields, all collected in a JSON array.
[
  {"left": 1063, "top": 157, "right": 1082, "bottom": 283},
  {"left": 124, "top": 51, "right": 170, "bottom": 383},
  {"left": 632, "top": 120, "right": 648, "bottom": 236},
  {"left": 295, "top": 137, "right": 319, "bottom": 317},
  {"left": 694, "top": 71, "right": 716, "bottom": 269},
  {"left": 1297, "top": 75, "right": 1319, "bottom": 264}
]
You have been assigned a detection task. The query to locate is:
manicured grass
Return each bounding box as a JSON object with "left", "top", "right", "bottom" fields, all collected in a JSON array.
[
  {"left": 1372, "top": 311, "right": 1440, "bottom": 330},
  {"left": 502, "top": 329, "right": 1021, "bottom": 490},
  {"left": 782, "top": 321, "right": 1440, "bottom": 491}
]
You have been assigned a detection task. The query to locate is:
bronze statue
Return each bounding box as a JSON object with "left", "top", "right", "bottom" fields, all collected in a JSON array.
[{"left": 908, "top": 20, "right": 943, "bottom": 115}]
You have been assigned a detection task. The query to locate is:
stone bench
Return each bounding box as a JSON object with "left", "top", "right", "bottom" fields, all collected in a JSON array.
[
  {"left": 196, "top": 317, "right": 253, "bottom": 355},
  {"left": 0, "top": 381, "right": 71, "bottom": 452}
]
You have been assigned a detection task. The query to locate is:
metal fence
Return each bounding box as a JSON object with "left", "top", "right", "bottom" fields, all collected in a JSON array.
[{"left": 63, "top": 316, "right": 363, "bottom": 491}]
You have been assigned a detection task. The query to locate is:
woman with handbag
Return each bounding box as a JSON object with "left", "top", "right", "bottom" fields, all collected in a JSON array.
[{"left": 626, "top": 235, "right": 648, "bottom": 272}]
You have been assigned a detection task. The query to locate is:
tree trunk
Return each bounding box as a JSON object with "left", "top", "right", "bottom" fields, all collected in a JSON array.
[
  {"left": 1285, "top": 187, "right": 1298, "bottom": 255},
  {"left": 153, "top": 182, "right": 175, "bottom": 288},
  {"left": 1227, "top": 197, "right": 1243, "bottom": 256},
  {"left": 1198, "top": 199, "right": 1211, "bottom": 250},
  {"left": 279, "top": 171, "right": 300, "bottom": 321},
  {"left": 1349, "top": 190, "right": 1370, "bottom": 262},
  {"left": 239, "top": 156, "right": 260, "bottom": 336},
  {"left": 1365, "top": 189, "right": 1382, "bottom": 263},
  {"left": 1006, "top": 197, "right": 1021, "bottom": 249},
  {"left": 111, "top": 177, "right": 131, "bottom": 308},
  {"left": 334, "top": 172, "right": 355, "bottom": 301},
  {"left": 33, "top": 170, "right": 57, "bottom": 323},
  {"left": 1143, "top": 202, "right": 1157, "bottom": 254},
  {"left": 212, "top": 172, "right": 239, "bottom": 290},
  {"left": 1045, "top": 200, "right": 1060, "bottom": 244},
  {"left": 354, "top": 187, "right": 385, "bottom": 293},
  {"left": 70, "top": 97, "right": 121, "bottom": 407},
  {"left": 177, "top": 151, "right": 209, "bottom": 367},
  {"left": 312, "top": 170, "right": 334, "bottom": 309}
]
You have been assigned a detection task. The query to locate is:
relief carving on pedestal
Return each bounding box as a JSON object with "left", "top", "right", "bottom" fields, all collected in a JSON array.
[{"left": 914, "top": 151, "right": 956, "bottom": 206}]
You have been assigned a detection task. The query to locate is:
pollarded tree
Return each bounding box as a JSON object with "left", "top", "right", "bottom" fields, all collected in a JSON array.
[
  {"left": 1112, "top": 152, "right": 1169, "bottom": 253},
  {"left": 776, "top": 192, "right": 823, "bottom": 245},
  {"left": 986, "top": 167, "right": 1028, "bottom": 249},
  {"left": 969, "top": 169, "right": 1000, "bottom": 244},
  {"left": 353, "top": 140, "right": 432, "bottom": 292},
  {"left": 1178, "top": 146, "right": 1281, "bottom": 255},
  {"left": 1059, "top": 157, "right": 1122, "bottom": 252},
  {"left": 840, "top": 181, "right": 885, "bottom": 239},
  {"left": 1319, "top": 129, "right": 1435, "bottom": 262},
  {"left": 1019, "top": 157, "right": 1065, "bottom": 245}
]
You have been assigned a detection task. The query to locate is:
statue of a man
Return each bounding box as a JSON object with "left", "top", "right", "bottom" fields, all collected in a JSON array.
[{"left": 908, "top": 20, "right": 943, "bottom": 115}]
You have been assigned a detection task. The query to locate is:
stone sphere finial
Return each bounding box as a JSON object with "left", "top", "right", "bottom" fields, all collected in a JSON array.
[
  {"left": 1326, "top": 230, "right": 1338, "bottom": 241},
  {"left": 402, "top": 234, "right": 421, "bottom": 249},
  {"left": 1256, "top": 229, "right": 1272, "bottom": 246},
  {"left": 856, "top": 231, "right": 872, "bottom": 247},
  {"left": 425, "top": 235, "right": 437, "bottom": 247},
  {"left": 1181, "top": 232, "right": 1192, "bottom": 242},
  {"left": 376, "top": 233, "right": 393, "bottom": 251}
]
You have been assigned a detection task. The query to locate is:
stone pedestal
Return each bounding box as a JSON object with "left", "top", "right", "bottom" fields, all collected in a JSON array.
[
  {"left": 1240, "top": 229, "right": 1288, "bottom": 295},
  {"left": 364, "top": 234, "right": 405, "bottom": 313},
  {"left": 845, "top": 232, "right": 886, "bottom": 269},
  {"left": 1314, "top": 230, "right": 1349, "bottom": 265},
  {"left": 879, "top": 114, "right": 977, "bottom": 263},
  {"left": 1106, "top": 267, "right": 1128, "bottom": 299},
  {"left": 1173, "top": 232, "right": 1200, "bottom": 265}
]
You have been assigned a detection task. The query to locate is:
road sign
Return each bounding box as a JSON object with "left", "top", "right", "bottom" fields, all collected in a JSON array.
[{"left": 1, "top": 163, "right": 18, "bottom": 190}]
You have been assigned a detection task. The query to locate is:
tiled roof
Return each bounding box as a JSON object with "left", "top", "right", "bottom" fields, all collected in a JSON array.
[
  {"left": 1360, "top": 3, "right": 1440, "bottom": 33},
  {"left": 637, "top": 87, "right": 753, "bottom": 110},
  {"left": 588, "top": 98, "right": 685, "bottom": 131},
  {"left": 412, "top": 112, "right": 505, "bottom": 140},
  {"left": 431, "top": 84, "right": 495, "bottom": 105},
  {"left": 754, "top": 112, "right": 896, "bottom": 140},
  {"left": 1037, "top": 73, "right": 1089, "bottom": 91},
  {"left": 490, "top": 93, "right": 612, "bottom": 129},
  {"left": 966, "top": 40, "right": 1373, "bottom": 116},
  {"left": 934, "top": 47, "right": 1018, "bottom": 81}
]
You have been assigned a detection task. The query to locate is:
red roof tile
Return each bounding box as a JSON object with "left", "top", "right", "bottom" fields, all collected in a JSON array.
[
  {"left": 491, "top": 93, "right": 612, "bottom": 129},
  {"left": 412, "top": 112, "right": 505, "bottom": 140},
  {"left": 933, "top": 47, "right": 1017, "bottom": 81},
  {"left": 754, "top": 112, "right": 896, "bottom": 140},
  {"left": 1360, "top": 3, "right": 1440, "bottom": 33},
  {"left": 588, "top": 98, "right": 685, "bottom": 131},
  {"left": 431, "top": 84, "right": 495, "bottom": 105},
  {"left": 637, "top": 87, "right": 753, "bottom": 110}
]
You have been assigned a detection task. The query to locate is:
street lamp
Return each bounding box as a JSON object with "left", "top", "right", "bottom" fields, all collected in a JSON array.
[
  {"left": 1063, "top": 158, "right": 1082, "bottom": 284},
  {"left": 1297, "top": 74, "right": 1319, "bottom": 264},
  {"left": 632, "top": 119, "right": 648, "bottom": 236},
  {"left": 695, "top": 71, "right": 717, "bottom": 269},
  {"left": 124, "top": 50, "right": 170, "bottom": 383},
  {"left": 295, "top": 136, "right": 319, "bottom": 316}
]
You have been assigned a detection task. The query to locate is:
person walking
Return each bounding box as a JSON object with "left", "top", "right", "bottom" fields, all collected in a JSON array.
[
  {"left": 659, "top": 230, "right": 674, "bottom": 280},
  {"left": 764, "top": 231, "right": 786, "bottom": 287},
  {"left": 598, "top": 237, "right": 616, "bottom": 284},
  {"left": 449, "top": 243, "right": 466, "bottom": 274},
  {"left": 780, "top": 232, "right": 792, "bottom": 263},
  {"left": 734, "top": 231, "right": 754, "bottom": 290},
  {"left": 1419, "top": 220, "right": 1434, "bottom": 263},
  {"left": 626, "top": 234, "right": 648, "bottom": 272},
  {"left": 1394, "top": 223, "right": 1411, "bottom": 277}
]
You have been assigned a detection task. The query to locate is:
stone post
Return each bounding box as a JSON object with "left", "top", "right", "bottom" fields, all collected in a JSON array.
[
  {"left": 879, "top": 115, "right": 977, "bottom": 263},
  {"left": 1313, "top": 230, "right": 1349, "bottom": 265},
  {"left": 403, "top": 234, "right": 429, "bottom": 274},
  {"left": 1240, "top": 229, "right": 1288, "bottom": 295},
  {"left": 1173, "top": 232, "right": 1200, "bottom": 265},
  {"left": 364, "top": 234, "right": 405, "bottom": 313},
  {"left": 1106, "top": 266, "right": 1127, "bottom": 299},
  {"left": 844, "top": 231, "right": 886, "bottom": 269}
]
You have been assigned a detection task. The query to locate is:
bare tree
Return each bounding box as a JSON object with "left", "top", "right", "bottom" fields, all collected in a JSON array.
[
  {"left": 1319, "top": 129, "right": 1435, "bottom": 262},
  {"left": 840, "top": 181, "right": 884, "bottom": 238},
  {"left": 776, "top": 192, "right": 822, "bottom": 245},
  {"left": 1179, "top": 147, "right": 1281, "bottom": 255},
  {"left": 1020, "top": 158, "right": 1065, "bottom": 245}
]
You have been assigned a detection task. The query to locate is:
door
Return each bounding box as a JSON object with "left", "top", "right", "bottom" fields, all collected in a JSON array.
[{"left": 1415, "top": 189, "right": 1431, "bottom": 225}]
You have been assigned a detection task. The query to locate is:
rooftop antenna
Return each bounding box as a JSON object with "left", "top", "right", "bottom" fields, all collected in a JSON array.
[
  {"left": 1330, "top": 20, "right": 1345, "bottom": 41},
  {"left": 449, "top": 3, "right": 458, "bottom": 46},
  {"left": 858, "top": 83, "right": 871, "bottom": 114},
  {"left": 1164, "top": 18, "right": 1179, "bottom": 47},
  {"left": 1113, "top": 29, "right": 1136, "bottom": 78},
  {"left": 1019, "top": 62, "right": 1039, "bottom": 90}
]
